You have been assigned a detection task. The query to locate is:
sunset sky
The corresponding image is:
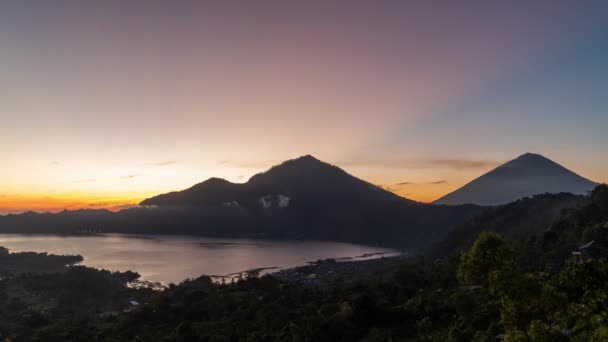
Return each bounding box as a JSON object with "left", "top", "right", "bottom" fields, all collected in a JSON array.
[{"left": 1, "top": 2, "right": 607, "bottom": 214}]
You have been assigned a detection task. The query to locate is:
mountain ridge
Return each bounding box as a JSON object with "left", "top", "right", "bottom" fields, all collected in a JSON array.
[
  {"left": 140, "top": 154, "right": 410, "bottom": 208},
  {"left": 0, "top": 155, "right": 484, "bottom": 248}
]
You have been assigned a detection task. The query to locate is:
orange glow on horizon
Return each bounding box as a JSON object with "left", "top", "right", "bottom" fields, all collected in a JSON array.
[
  {"left": 0, "top": 193, "right": 152, "bottom": 214},
  {"left": 0, "top": 185, "right": 452, "bottom": 214},
  {"left": 387, "top": 186, "right": 454, "bottom": 204}
]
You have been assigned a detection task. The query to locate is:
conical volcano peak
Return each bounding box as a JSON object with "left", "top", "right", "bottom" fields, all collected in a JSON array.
[
  {"left": 297, "top": 154, "right": 320, "bottom": 161},
  {"left": 498, "top": 153, "right": 549, "bottom": 168},
  {"left": 256, "top": 155, "right": 336, "bottom": 177},
  {"left": 248, "top": 154, "right": 346, "bottom": 186},
  {"left": 279, "top": 154, "right": 324, "bottom": 167},
  {"left": 434, "top": 153, "right": 598, "bottom": 206},
  {"left": 508, "top": 153, "right": 553, "bottom": 165},
  {"left": 517, "top": 152, "right": 546, "bottom": 160}
]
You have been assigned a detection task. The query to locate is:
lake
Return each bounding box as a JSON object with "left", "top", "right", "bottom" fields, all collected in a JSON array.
[{"left": 0, "top": 234, "right": 400, "bottom": 284}]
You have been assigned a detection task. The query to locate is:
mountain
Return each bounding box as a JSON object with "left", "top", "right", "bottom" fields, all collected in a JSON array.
[
  {"left": 0, "top": 155, "right": 485, "bottom": 248},
  {"left": 141, "top": 155, "right": 407, "bottom": 209},
  {"left": 434, "top": 153, "right": 598, "bottom": 206},
  {"left": 136, "top": 155, "right": 485, "bottom": 248}
]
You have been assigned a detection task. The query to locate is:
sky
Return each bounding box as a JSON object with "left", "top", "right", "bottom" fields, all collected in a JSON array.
[{"left": 1, "top": 1, "right": 607, "bottom": 213}]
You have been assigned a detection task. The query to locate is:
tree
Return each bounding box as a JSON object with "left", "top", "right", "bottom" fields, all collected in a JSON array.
[
  {"left": 457, "top": 232, "right": 517, "bottom": 286},
  {"left": 591, "top": 184, "right": 608, "bottom": 213},
  {"left": 527, "top": 320, "right": 568, "bottom": 342}
]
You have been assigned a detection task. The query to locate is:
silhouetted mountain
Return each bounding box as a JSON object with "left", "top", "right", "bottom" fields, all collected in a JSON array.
[
  {"left": 434, "top": 153, "right": 598, "bottom": 206},
  {"left": 0, "top": 155, "right": 484, "bottom": 248},
  {"left": 140, "top": 177, "right": 243, "bottom": 207},
  {"left": 141, "top": 155, "right": 407, "bottom": 209}
]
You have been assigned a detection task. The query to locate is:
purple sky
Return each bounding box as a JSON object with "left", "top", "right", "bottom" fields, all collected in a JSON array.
[{"left": 0, "top": 1, "right": 606, "bottom": 211}]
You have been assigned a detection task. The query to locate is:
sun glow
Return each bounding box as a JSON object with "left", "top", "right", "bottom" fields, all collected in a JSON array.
[{"left": 0, "top": 192, "right": 153, "bottom": 214}]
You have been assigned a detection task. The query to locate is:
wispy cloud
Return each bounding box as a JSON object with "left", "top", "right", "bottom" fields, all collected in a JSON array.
[
  {"left": 121, "top": 175, "right": 137, "bottom": 179},
  {"left": 111, "top": 204, "right": 139, "bottom": 211},
  {"left": 340, "top": 158, "right": 499, "bottom": 170},
  {"left": 395, "top": 181, "right": 414, "bottom": 185},
  {"left": 89, "top": 203, "right": 138, "bottom": 211},
  {"left": 218, "top": 156, "right": 500, "bottom": 172},
  {"left": 389, "top": 180, "right": 447, "bottom": 187},
  {"left": 49, "top": 161, "right": 61, "bottom": 166}
]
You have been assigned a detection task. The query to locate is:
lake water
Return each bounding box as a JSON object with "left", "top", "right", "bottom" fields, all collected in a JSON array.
[{"left": 0, "top": 234, "right": 400, "bottom": 284}]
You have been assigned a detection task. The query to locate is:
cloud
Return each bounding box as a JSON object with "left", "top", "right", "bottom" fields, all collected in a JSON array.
[
  {"left": 396, "top": 181, "right": 414, "bottom": 185},
  {"left": 49, "top": 161, "right": 61, "bottom": 166},
  {"left": 378, "top": 180, "right": 447, "bottom": 191},
  {"left": 110, "top": 204, "right": 139, "bottom": 211},
  {"left": 121, "top": 175, "right": 137, "bottom": 179},
  {"left": 222, "top": 201, "right": 241, "bottom": 208},
  {"left": 259, "top": 194, "right": 291, "bottom": 209},
  {"left": 278, "top": 195, "right": 291, "bottom": 208},
  {"left": 259, "top": 195, "right": 272, "bottom": 209},
  {"left": 88, "top": 203, "right": 138, "bottom": 211},
  {"left": 217, "top": 156, "right": 500, "bottom": 174},
  {"left": 339, "top": 158, "right": 499, "bottom": 170},
  {"left": 391, "top": 180, "right": 446, "bottom": 186}
]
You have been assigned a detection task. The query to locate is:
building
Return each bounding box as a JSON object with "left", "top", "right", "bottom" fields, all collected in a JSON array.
[{"left": 572, "top": 240, "right": 608, "bottom": 263}]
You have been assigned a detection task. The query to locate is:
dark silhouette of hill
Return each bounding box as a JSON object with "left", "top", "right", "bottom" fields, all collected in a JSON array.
[
  {"left": 140, "top": 177, "right": 243, "bottom": 207},
  {"left": 0, "top": 155, "right": 484, "bottom": 248},
  {"left": 430, "top": 184, "right": 608, "bottom": 269},
  {"left": 434, "top": 153, "right": 598, "bottom": 206},
  {"left": 428, "top": 192, "right": 585, "bottom": 259}
]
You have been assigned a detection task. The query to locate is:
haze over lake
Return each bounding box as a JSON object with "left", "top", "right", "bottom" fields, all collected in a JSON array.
[{"left": 0, "top": 234, "right": 399, "bottom": 284}]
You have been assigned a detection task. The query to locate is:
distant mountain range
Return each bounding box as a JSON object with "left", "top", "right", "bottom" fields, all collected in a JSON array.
[
  {"left": 0, "top": 155, "right": 483, "bottom": 248},
  {"left": 434, "top": 153, "right": 598, "bottom": 206},
  {"left": 1, "top": 153, "right": 600, "bottom": 248}
]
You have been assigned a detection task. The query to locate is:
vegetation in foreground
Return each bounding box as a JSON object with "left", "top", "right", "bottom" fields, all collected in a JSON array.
[
  {"left": 0, "top": 185, "right": 606, "bottom": 341},
  {"left": 0, "top": 247, "right": 83, "bottom": 276}
]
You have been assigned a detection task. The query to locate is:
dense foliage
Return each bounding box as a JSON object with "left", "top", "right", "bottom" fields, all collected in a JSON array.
[
  {"left": 430, "top": 192, "right": 584, "bottom": 259},
  {"left": 0, "top": 247, "right": 83, "bottom": 276}
]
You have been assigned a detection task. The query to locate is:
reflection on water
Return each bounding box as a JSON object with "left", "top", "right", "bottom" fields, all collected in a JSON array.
[{"left": 0, "top": 234, "right": 400, "bottom": 284}]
